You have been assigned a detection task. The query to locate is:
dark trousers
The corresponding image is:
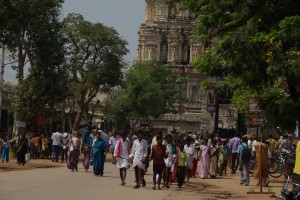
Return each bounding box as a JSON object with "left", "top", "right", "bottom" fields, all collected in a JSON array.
[
  {"left": 134, "top": 166, "right": 145, "bottom": 187},
  {"left": 52, "top": 145, "right": 61, "bottom": 162},
  {"left": 177, "top": 166, "right": 186, "bottom": 187},
  {"left": 61, "top": 147, "right": 68, "bottom": 162},
  {"left": 164, "top": 167, "right": 172, "bottom": 186},
  {"left": 17, "top": 148, "right": 26, "bottom": 164},
  {"left": 231, "top": 152, "right": 238, "bottom": 172}
]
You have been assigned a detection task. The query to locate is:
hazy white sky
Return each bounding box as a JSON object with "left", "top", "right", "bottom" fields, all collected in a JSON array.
[
  {"left": 63, "top": 0, "right": 145, "bottom": 63},
  {"left": 4, "top": 0, "right": 145, "bottom": 82}
]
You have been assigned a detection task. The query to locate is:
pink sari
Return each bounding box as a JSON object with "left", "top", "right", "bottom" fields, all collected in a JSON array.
[{"left": 199, "top": 145, "right": 210, "bottom": 179}]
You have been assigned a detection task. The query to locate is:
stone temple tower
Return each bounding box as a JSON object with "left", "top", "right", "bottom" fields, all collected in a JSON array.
[{"left": 136, "top": 0, "right": 236, "bottom": 134}]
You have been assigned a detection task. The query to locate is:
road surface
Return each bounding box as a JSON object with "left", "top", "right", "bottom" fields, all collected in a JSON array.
[{"left": 0, "top": 157, "right": 283, "bottom": 200}]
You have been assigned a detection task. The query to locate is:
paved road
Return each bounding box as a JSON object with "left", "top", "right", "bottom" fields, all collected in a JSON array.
[
  {"left": 0, "top": 157, "right": 283, "bottom": 200},
  {"left": 0, "top": 159, "right": 170, "bottom": 200}
]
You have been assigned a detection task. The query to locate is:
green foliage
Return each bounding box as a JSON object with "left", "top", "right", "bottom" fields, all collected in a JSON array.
[
  {"left": 107, "top": 61, "right": 182, "bottom": 126},
  {"left": 176, "top": 0, "right": 300, "bottom": 131},
  {"left": 0, "top": 0, "right": 69, "bottom": 118},
  {"left": 64, "top": 13, "right": 128, "bottom": 94},
  {"left": 63, "top": 13, "right": 129, "bottom": 129}
]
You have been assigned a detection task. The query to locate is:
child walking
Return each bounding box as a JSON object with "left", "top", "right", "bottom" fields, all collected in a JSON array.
[{"left": 176, "top": 143, "right": 187, "bottom": 188}]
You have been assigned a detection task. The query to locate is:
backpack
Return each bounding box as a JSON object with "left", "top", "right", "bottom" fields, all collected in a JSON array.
[{"left": 241, "top": 145, "right": 251, "bottom": 162}]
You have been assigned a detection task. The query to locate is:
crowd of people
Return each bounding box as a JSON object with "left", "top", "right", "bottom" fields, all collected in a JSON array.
[{"left": 0, "top": 125, "right": 299, "bottom": 191}]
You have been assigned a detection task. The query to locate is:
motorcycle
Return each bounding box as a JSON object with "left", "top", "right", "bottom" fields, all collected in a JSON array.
[{"left": 269, "top": 174, "right": 300, "bottom": 200}]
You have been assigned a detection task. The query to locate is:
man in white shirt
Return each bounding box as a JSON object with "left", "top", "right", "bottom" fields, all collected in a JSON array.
[
  {"left": 51, "top": 126, "right": 63, "bottom": 162},
  {"left": 129, "top": 130, "right": 148, "bottom": 189},
  {"left": 109, "top": 130, "right": 120, "bottom": 158}
]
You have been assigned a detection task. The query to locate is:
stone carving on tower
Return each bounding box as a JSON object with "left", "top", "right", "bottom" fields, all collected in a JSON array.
[{"left": 137, "top": 0, "right": 236, "bottom": 134}]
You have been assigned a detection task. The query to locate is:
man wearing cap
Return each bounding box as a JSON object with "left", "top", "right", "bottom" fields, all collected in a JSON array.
[{"left": 129, "top": 130, "right": 148, "bottom": 189}]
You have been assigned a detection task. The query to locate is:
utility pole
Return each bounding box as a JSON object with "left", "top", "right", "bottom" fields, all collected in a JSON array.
[{"left": 0, "top": 45, "right": 5, "bottom": 133}]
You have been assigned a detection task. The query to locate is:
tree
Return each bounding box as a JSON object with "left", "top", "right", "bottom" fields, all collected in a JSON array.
[
  {"left": 0, "top": 0, "right": 68, "bottom": 128},
  {"left": 171, "top": 0, "right": 300, "bottom": 131},
  {"left": 107, "top": 61, "right": 182, "bottom": 127},
  {"left": 63, "top": 13, "right": 129, "bottom": 130}
]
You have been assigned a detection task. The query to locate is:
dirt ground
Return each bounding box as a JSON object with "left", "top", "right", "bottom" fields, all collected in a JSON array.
[
  {"left": 0, "top": 158, "right": 284, "bottom": 200},
  {"left": 163, "top": 172, "right": 284, "bottom": 200}
]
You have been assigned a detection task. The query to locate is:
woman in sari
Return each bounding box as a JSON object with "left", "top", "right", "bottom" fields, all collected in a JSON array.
[
  {"left": 210, "top": 143, "right": 219, "bottom": 178},
  {"left": 17, "top": 131, "right": 28, "bottom": 166},
  {"left": 92, "top": 131, "right": 106, "bottom": 176},
  {"left": 68, "top": 131, "right": 81, "bottom": 172},
  {"left": 198, "top": 139, "right": 211, "bottom": 179}
]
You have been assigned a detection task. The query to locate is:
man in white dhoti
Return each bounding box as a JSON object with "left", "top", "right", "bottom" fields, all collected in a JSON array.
[
  {"left": 113, "top": 131, "right": 131, "bottom": 186},
  {"left": 129, "top": 130, "right": 148, "bottom": 189}
]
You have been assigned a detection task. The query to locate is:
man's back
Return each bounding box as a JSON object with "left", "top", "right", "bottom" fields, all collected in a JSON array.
[
  {"left": 51, "top": 132, "right": 62, "bottom": 146},
  {"left": 230, "top": 137, "right": 241, "bottom": 153}
]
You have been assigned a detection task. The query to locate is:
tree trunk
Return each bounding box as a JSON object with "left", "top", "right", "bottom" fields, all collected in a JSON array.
[
  {"left": 73, "top": 109, "right": 84, "bottom": 131},
  {"left": 61, "top": 103, "right": 66, "bottom": 133},
  {"left": 67, "top": 111, "right": 73, "bottom": 131},
  {"left": 90, "top": 100, "right": 100, "bottom": 122},
  {"left": 72, "top": 90, "right": 97, "bottom": 131},
  {"left": 12, "top": 44, "right": 25, "bottom": 136}
]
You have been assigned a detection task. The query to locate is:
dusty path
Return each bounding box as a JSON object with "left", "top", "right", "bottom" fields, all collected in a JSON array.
[{"left": 0, "top": 157, "right": 283, "bottom": 200}]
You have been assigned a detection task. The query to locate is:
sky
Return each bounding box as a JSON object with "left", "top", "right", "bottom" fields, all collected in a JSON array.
[{"left": 4, "top": 0, "right": 145, "bottom": 83}]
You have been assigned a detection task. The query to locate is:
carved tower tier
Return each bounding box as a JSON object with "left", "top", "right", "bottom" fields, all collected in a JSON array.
[{"left": 136, "top": 0, "right": 237, "bottom": 135}]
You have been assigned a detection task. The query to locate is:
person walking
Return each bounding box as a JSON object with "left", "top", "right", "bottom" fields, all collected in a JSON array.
[
  {"left": 17, "top": 131, "right": 28, "bottom": 166},
  {"left": 81, "top": 124, "right": 93, "bottom": 150},
  {"left": 237, "top": 136, "right": 251, "bottom": 186},
  {"left": 1, "top": 138, "right": 10, "bottom": 162},
  {"left": 61, "top": 130, "right": 70, "bottom": 163},
  {"left": 150, "top": 134, "right": 166, "bottom": 190},
  {"left": 92, "top": 131, "right": 106, "bottom": 176},
  {"left": 163, "top": 134, "right": 176, "bottom": 188},
  {"left": 198, "top": 139, "right": 211, "bottom": 179},
  {"left": 191, "top": 137, "right": 200, "bottom": 178},
  {"left": 129, "top": 130, "right": 148, "bottom": 189},
  {"left": 109, "top": 130, "right": 120, "bottom": 158},
  {"left": 210, "top": 143, "right": 219, "bottom": 178},
  {"left": 68, "top": 131, "right": 81, "bottom": 172},
  {"left": 266, "top": 135, "right": 277, "bottom": 156},
  {"left": 51, "top": 126, "right": 63, "bottom": 162},
  {"left": 230, "top": 133, "right": 241, "bottom": 174},
  {"left": 41, "top": 134, "right": 50, "bottom": 159},
  {"left": 176, "top": 143, "right": 187, "bottom": 188},
  {"left": 0, "top": 137, "right": 3, "bottom": 157},
  {"left": 219, "top": 139, "right": 230, "bottom": 175},
  {"left": 82, "top": 129, "right": 93, "bottom": 172},
  {"left": 113, "top": 130, "right": 131, "bottom": 186},
  {"left": 99, "top": 129, "right": 109, "bottom": 160},
  {"left": 184, "top": 136, "right": 195, "bottom": 182}
]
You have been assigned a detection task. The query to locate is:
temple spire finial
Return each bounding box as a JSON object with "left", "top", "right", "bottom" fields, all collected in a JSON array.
[{"left": 145, "top": 0, "right": 153, "bottom": 24}]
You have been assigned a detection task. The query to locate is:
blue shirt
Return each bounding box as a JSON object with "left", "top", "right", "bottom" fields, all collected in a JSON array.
[{"left": 237, "top": 142, "right": 249, "bottom": 162}]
